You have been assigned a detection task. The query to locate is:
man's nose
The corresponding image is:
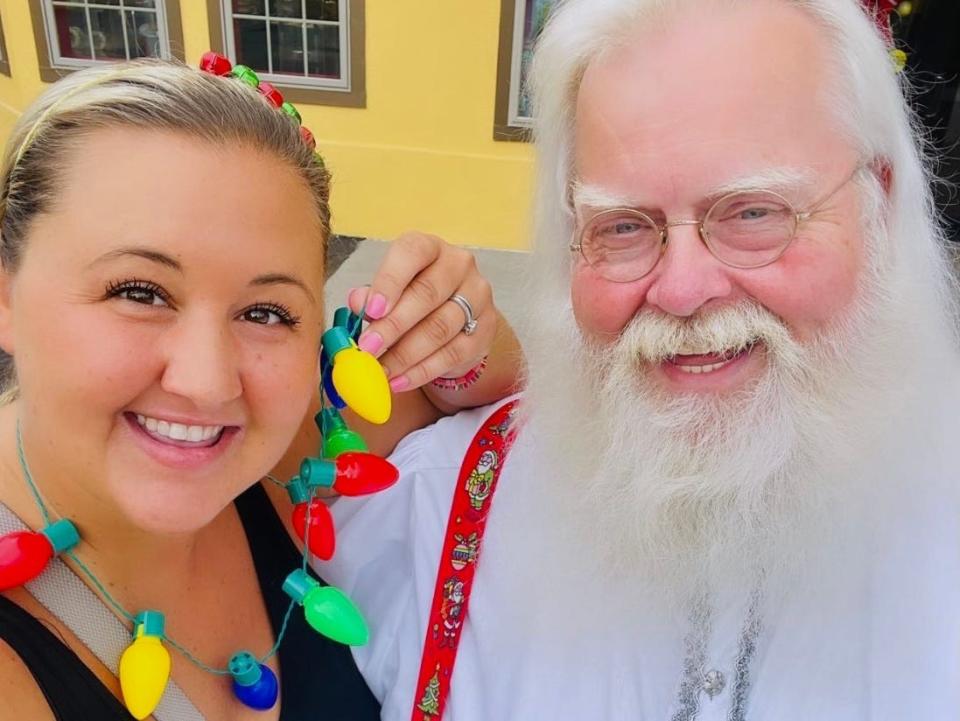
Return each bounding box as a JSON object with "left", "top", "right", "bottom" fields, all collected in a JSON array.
[
  {"left": 643, "top": 223, "right": 734, "bottom": 317},
  {"left": 159, "top": 314, "right": 243, "bottom": 409}
]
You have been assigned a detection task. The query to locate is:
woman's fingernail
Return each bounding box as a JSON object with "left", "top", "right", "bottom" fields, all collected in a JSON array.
[
  {"left": 358, "top": 331, "right": 383, "bottom": 355},
  {"left": 366, "top": 293, "right": 388, "bottom": 319},
  {"left": 389, "top": 376, "right": 410, "bottom": 392}
]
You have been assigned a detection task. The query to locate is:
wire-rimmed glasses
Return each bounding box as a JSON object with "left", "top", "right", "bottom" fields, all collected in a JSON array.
[{"left": 570, "top": 165, "right": 865, "bottom": 283}]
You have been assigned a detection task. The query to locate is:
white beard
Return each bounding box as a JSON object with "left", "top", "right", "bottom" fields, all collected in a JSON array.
[{"left": 501, "top": 198, "right": 957, "bottom": 623}]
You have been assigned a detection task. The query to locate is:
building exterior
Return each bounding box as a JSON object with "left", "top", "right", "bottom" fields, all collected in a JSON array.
[{"left": 0, "top": 1, "right": 559, "bottom": 251}]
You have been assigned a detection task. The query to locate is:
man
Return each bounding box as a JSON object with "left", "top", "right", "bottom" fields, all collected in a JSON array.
[{"left": 323, "top": 0, "right": 960, "bottom": 718}]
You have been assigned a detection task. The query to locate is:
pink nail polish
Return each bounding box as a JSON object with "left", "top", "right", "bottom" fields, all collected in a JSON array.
[
  {"left": 389, "top": 376, "right": 410, "bottom": 392},
  {"left": 358, "top": 331, "right": 383, "bottom": 355},
  {"left": 366, "top": 293, "right": 388, "bottom": 319}
]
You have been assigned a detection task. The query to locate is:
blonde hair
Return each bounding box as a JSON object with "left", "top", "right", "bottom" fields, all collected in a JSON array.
[{"left": 0, "top": 58, "right": 332, "bottom": 396}]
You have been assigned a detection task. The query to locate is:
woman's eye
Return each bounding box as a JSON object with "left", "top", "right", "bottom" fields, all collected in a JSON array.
[
  {"left": 242, "top": 305, "right": 299, "bottom": 327},
  {"left": 106, "top": 281, "right": 170, "bottom": 307}
]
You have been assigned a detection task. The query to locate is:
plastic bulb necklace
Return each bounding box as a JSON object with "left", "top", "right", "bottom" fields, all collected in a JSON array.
[{"left": 5, "top": 307, "right": 393, "bottom": 717}]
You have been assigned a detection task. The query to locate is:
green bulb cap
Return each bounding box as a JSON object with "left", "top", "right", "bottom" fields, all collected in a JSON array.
[
  {"left": 300, "top": 456, "right": 336, "bottom": 489},
  {"left": 286, "top": 476, "right": 310, "bottom": 505},
  {"left": 282, "top": 569, "right": 319, "bottom": 604},
  {"left": 42, "top": 519, "right": 79, "bottom": 554},
  {"left": 321, "top": 327, "right": 353, "bottom": 364},
  {"left": 134, "top": 610, "right": 165, "bottom": 638},
  {"left": 229, "top": 651, "right": 262, "bottom": 686},
  {"left": 319, "top": 407, "right": 345, "bottom": 437}
]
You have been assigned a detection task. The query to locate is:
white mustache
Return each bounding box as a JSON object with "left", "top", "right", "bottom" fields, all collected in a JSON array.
[{"left": 619, "top": 301, "right": 801, "bottom": 367}]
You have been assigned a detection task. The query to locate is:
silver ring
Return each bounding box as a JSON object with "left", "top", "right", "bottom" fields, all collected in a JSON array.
[{"left": 448, "top": 293, "right": 478, "bottom": 336}]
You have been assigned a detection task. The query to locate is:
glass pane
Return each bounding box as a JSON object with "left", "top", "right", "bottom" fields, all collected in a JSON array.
[
  {"left": 54, "top": 6, "right": 92, "bottom": 60},
  {"left": 270, "top": 22, "right": 304, "bottom": 76},
  {"left": 516, "top": 0, "right": 556, "bottom": 118},
  {"left": 233, "top": 18, "right": 269, "bottom": 71},
  {"left": 270, "top": 0, "right": 303, "bottom": 19},
  {"left": 126, "top": 0, "right": 157, "bottom": 7},
  {"left": 89, "top": 9, "right": 127, "bottom": 60},
  {"left": 233, "top": 0, "right": 265, "bottom": 15},
  {"left": 306, "top": 0, "right": 339, "bottom": 22},
  {"left": 99, "top": 0, "right": 122, "bottom": 6},
  {"left": 126, "top": 10, "right": 161, "bottom": 58},
  {"left": 306, "top": 24, "right": 340, "bottom": 79}
]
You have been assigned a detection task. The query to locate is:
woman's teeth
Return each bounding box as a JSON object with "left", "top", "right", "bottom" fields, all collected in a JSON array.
[{"left": 136, "top": 414, "right": 223, "bottom": 442}]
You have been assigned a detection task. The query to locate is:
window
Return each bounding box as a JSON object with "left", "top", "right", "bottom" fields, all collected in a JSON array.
[
  {"left": 209, "top": 0, "right": 366, "bottom": 107},
  {"left": 0, "top": 11, "right": 11, "bottom": 77},
  {"left": 29, "top": 1, "right": 184, "bottom": 81},
  {"left": 494, "top": 0, "right": 555, "bottom": 141}
]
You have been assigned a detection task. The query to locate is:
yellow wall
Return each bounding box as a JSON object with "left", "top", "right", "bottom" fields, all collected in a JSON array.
[{"left": 0, "top": 0, "right": 535, "bottom": 250}]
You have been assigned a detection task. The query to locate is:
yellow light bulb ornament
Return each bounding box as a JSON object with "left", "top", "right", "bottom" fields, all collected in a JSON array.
[
  {"left": 322, "top": 327, "right": 392, "bottom": 425},
  {"left": 119, "top": 611, "right": 171, "bottom": 720}
]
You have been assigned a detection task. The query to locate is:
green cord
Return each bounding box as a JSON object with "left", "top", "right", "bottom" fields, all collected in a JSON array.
[{"left": 15, "top": 418, "right": 308, "bottom": 674}]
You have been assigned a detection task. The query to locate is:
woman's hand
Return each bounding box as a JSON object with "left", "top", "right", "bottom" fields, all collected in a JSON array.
[{"left": 348, "top": 231, "right": 499, "bottom": 393}]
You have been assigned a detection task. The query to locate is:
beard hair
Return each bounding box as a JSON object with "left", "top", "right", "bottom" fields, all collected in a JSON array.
[{"left": 508, "top": 182, "right": 925, "bottom": 616}]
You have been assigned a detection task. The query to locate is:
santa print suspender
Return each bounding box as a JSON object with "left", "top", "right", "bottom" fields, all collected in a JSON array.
[{"left": 410, "top": 400, "right": 520, "bottom": 721}]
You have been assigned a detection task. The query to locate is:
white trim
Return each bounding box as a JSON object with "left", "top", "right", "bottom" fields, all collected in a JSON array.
[
  {"left": 507, "top": 0, "right": 533, "bottom": 128},
  {"left": 221, "top": 0, "right": 351, "bottom": 92},
  {"left": 43, "top": 0, "right": 171, "bottom": 68}
]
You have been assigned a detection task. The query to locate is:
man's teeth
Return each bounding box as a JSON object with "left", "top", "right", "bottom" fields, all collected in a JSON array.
[
  {"left": 674, "top": 359, "right": 732, "bottom": 375},
  {"left": 136, "top": 415, "right": 223, "bottom": 442}
]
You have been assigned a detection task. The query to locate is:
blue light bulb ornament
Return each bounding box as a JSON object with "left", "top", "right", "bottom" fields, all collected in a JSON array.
[
  {"left": 321, "top": 353, "right": 347, "bottom": 410},
  {"left": 229, "top": 651, "right": 279, "bottom": 711}
]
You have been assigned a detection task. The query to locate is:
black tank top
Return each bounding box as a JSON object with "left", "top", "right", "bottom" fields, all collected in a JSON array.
[{"left": 0, "top": 483, "right": 381, "bottom": 720}]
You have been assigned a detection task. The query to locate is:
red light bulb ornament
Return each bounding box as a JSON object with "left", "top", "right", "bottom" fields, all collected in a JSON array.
[
  {"left": 321, "top": 327, "right": 392, "bottom": 425},
  {"left": 282, "top": 569, "right": 369, "bottom": 645},
  {"left": 286, "top": 477, "right": 337, "bottom": 560},
  {"left": 299, "top": 452, "right": 399, "bottom": 497},
  {"left": 0, "top": 518, "right": 79, "bottom": 591}
]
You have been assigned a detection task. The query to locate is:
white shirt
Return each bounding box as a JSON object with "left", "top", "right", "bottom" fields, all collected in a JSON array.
[{"left": 321, "top": 398, "right": 960, "bottom": 720}]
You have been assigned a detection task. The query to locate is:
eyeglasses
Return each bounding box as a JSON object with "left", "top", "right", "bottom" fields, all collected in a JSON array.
[{"left": 569, "top": 165, "right": 865, "bottom": 283}]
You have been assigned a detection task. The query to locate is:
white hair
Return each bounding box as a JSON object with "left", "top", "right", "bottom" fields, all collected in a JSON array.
[
  {"left": 525, "top": 0, "right": 959, "bottom": 335},
  {"left": 493, "top": 0, "right": 960, "bottom": 627}
]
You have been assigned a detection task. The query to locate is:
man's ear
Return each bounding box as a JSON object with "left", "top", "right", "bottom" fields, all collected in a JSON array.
[
  {"left": 0, "top": 266, "right": 16, "bottom": 356},
  {"left": 872, "top": 157, "right": 894, "bottom": 199}
]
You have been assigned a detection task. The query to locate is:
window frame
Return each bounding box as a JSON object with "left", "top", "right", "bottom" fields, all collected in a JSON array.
[
  {"left": 0, "top": 10, "right": 11, "bottom": 77},
  {"left": 494, "top": 0, "right": 544, "bottom": 142},
  {"left": 29, "top": 0, "right": 185, "bottom": 82},
  {"left": 207, "top": 0, "right": 366, "bottom": 108}
]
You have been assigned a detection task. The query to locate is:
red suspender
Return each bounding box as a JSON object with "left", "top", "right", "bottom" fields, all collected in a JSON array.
[{"left": 410, "top": 400, "right": 520, "bottom": 721}]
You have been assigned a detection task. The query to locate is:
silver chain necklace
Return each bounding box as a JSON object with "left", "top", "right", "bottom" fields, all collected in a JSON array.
[{"left": 670, "top": 591, "right": 763, "bottom": 721}]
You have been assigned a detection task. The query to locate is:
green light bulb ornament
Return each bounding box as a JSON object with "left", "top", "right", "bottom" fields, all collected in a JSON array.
[
  {"left": 282, "top": 570, "right": 369, "bottom": 646},
  {"left": 316, "top": 407, "right": 368, "bottom": 459}
]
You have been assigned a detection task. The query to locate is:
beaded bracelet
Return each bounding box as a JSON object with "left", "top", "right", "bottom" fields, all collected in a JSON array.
[{"left": 431, "top": 356, "right": 489, "bottom": 391}]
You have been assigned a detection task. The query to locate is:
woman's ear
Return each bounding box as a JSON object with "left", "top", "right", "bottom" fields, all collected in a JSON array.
[{"left": 0, "top": 268, "right": 16, "bottom": 356}]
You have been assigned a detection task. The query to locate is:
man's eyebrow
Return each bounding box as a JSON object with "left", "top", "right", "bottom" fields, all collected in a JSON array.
[
  {"left": 571, "top": 182, "right": 641, "bottom": 211},
  {"left": 708, "top": 167, "right": 818, "bottom": 198},
  {"left": 88, "top": 247, "right": 182, "bottom": 271},
  {"left": 572, "top": 167, "right": 819, "bottom": 212},
  {"left": 250, "top": 273, "right": 317, "bottom": 303}
]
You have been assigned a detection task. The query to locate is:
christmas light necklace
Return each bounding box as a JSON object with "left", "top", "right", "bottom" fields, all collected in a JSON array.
[{"left": 0, "top": 306, "right": 399, "bottom": 718}]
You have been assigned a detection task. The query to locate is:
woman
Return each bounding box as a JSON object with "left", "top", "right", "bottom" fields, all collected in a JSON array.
[{"left": 0, "top": 58, "right": 518, "bottom": 720}]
